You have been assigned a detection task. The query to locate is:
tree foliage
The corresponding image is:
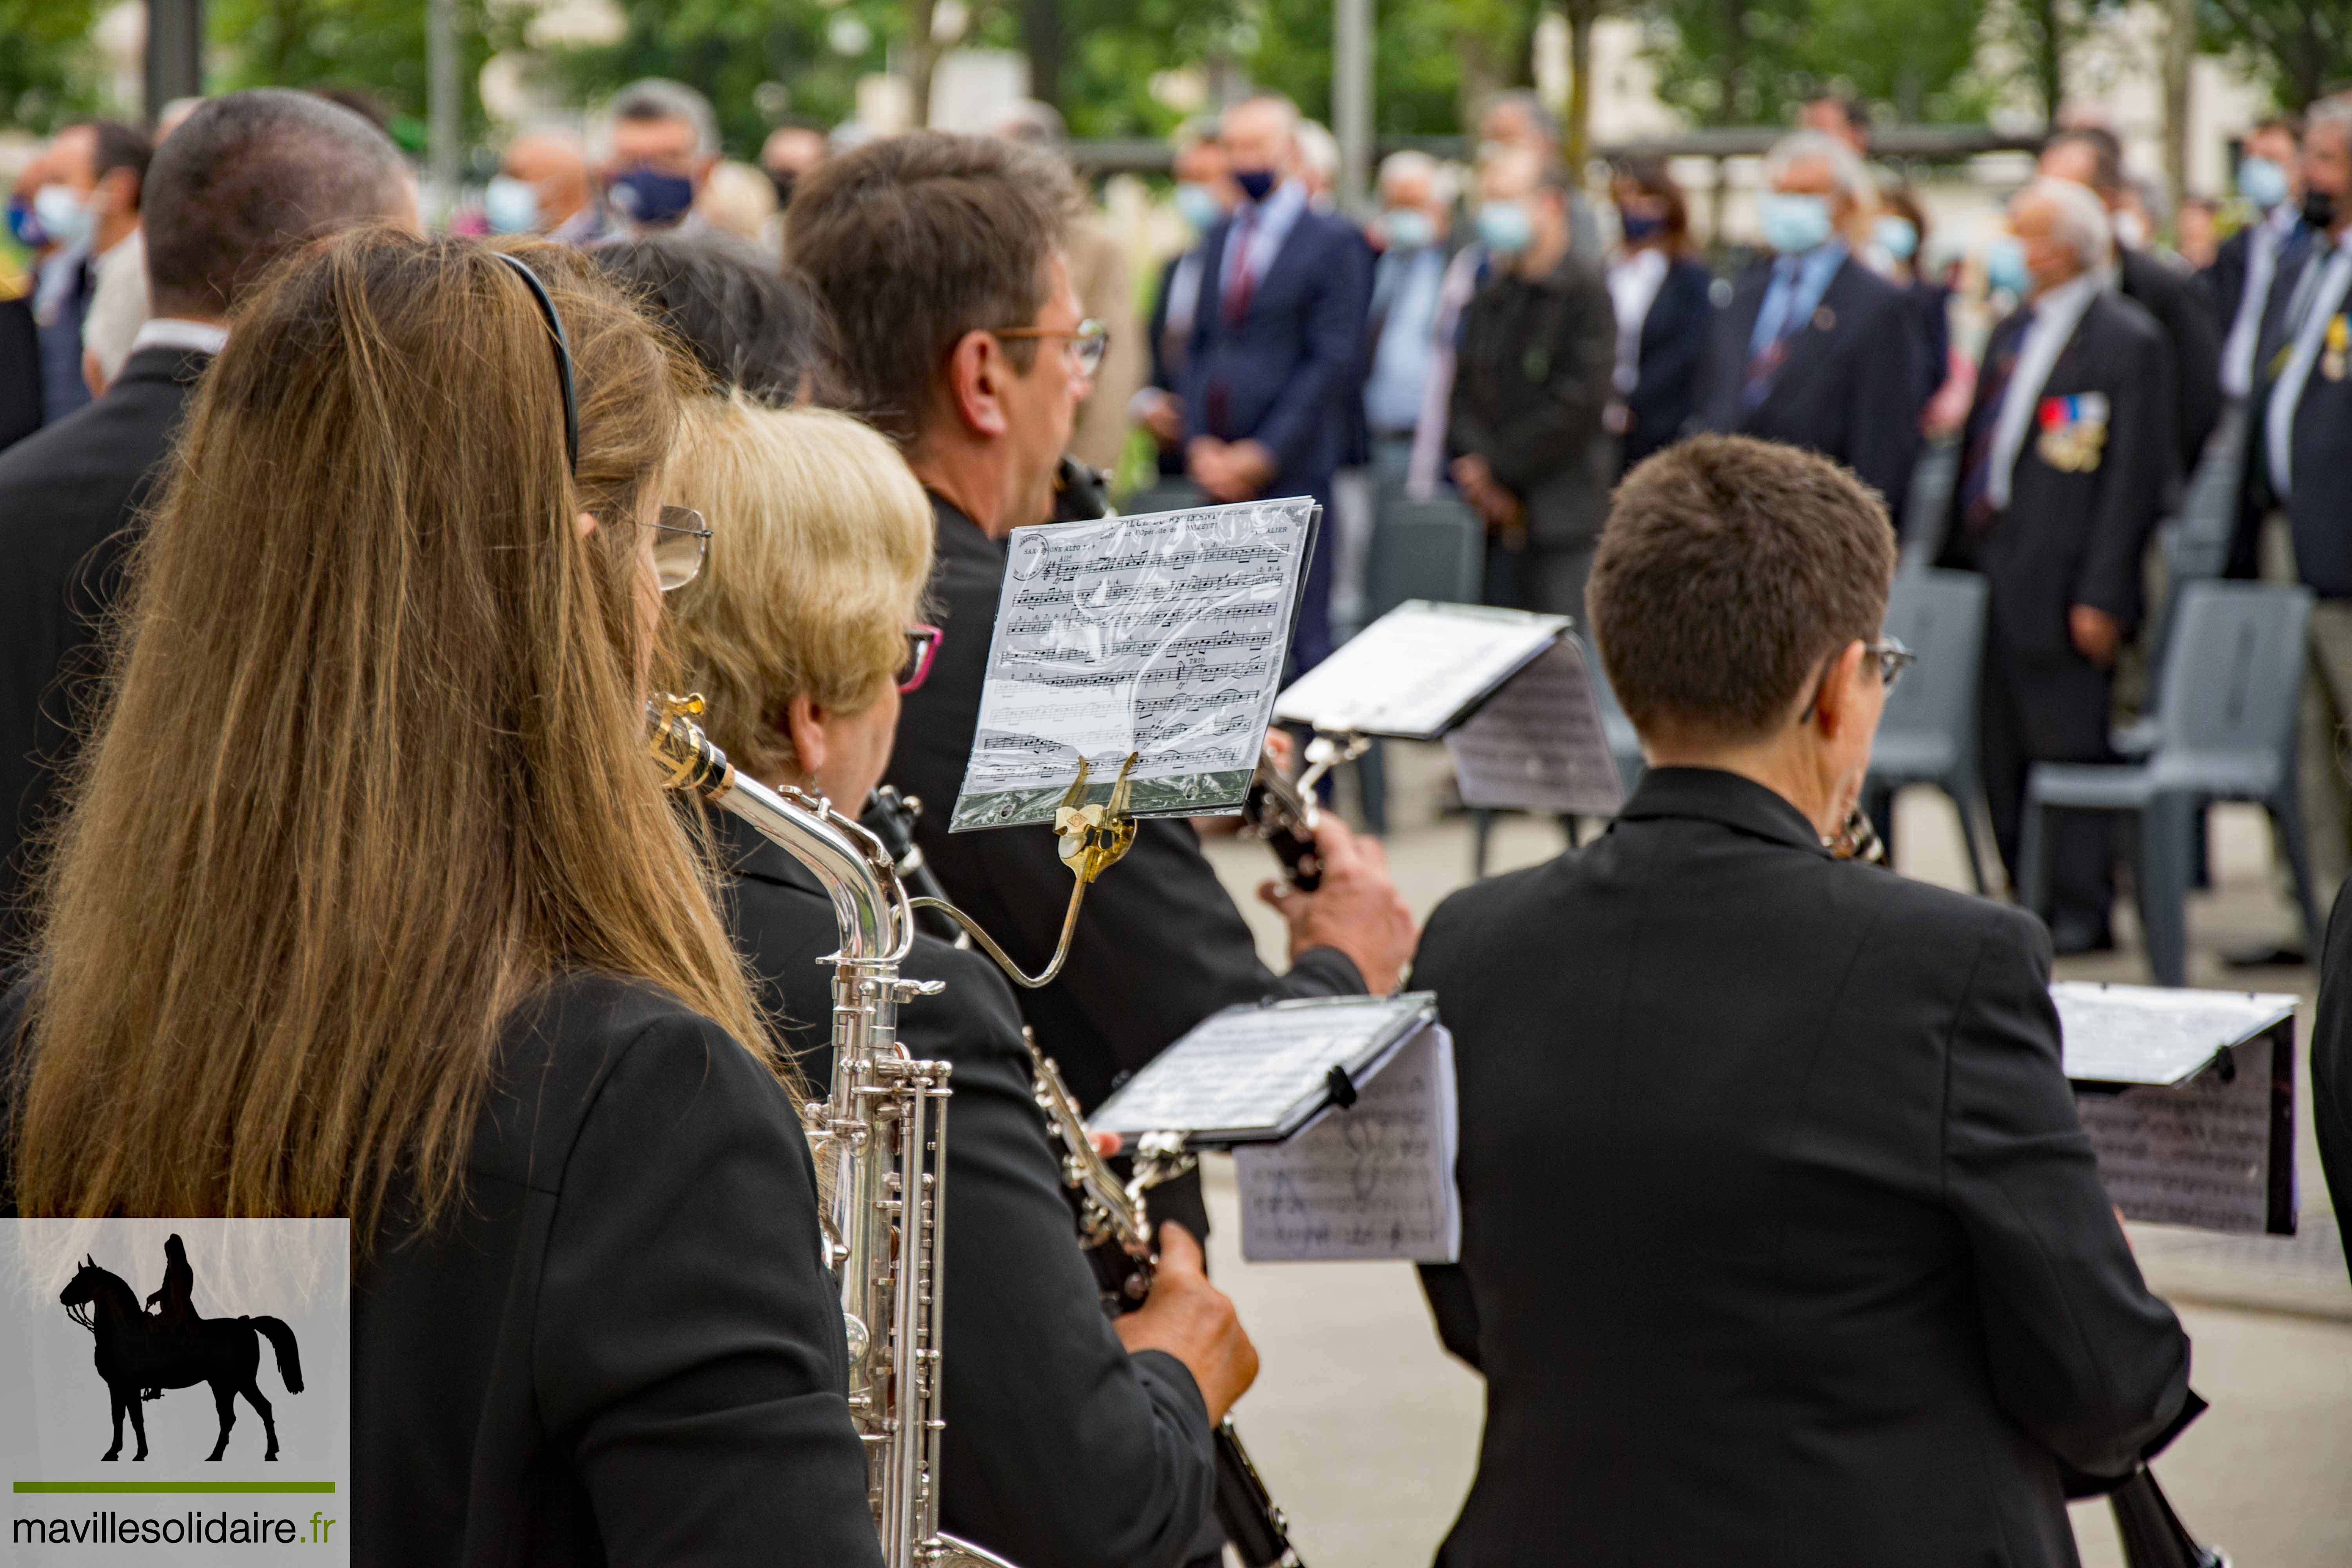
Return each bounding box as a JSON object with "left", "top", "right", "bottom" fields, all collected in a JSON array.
[
  {"left": 2201, "top": 0, "right": 2352, "bottom": 109},
  {"left": 0, "top": 0, "right": 104, "bottom": 132},
  {"left": 1645, "top": 0, "right": 1994, "bottom": 126},
  {"left": 209, "top": 0, "right": 497, "bottom": 143}
]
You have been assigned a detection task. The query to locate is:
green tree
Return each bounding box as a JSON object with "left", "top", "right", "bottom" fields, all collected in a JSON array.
[
  {"left": 1245, "top": 0, "right": 1538, "bottom": 136},
  {"left": 209, "top": 0, "right": 496, "bottom": 144},
  {"left": 1646, "top": 0, "right": 1992, "bottom": 126},
  {"left": 2201, "top": 0, "right": 2352, "bottom": 109},
  {"left": 0, "top": 0, "right": 105, "bottom": 132}
]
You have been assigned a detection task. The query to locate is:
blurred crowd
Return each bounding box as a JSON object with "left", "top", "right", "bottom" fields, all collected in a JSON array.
[{"left": 0, "top": 76, "right": 2343, "bottom": 965}]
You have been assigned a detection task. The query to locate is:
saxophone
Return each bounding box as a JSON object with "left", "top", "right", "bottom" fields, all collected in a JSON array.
[
  {"left": 1025, "top": 1033, "right": 1308, "bottom": 1568},
  {"left": 648, "top": 695, "right": 1015, "bottom": 1568}
]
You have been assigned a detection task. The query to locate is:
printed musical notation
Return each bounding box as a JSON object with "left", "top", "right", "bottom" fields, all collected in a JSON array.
[
  {"left": 953, "top": 498, "right": 1316, "bottom": 830},
  {"left": 1234, "top": 1025, "right": 1461, "bottom": 1265},
  {"left": 1274, "top": 600, "right": 1569, "bottom": 741},
  {"left": 1444, "top": 635, "right": 1626, "bottom": 815}
]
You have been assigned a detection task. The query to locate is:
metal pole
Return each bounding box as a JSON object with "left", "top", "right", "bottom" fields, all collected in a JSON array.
[
  {"left": 143, "top": 0, "right": 204, "bottom": 126},
  {"left": 426, "top": 0, "right": 461, "bottom": 227},
  {"left": 1334, "top": 0, "right": 1372, "bottom": 210}
]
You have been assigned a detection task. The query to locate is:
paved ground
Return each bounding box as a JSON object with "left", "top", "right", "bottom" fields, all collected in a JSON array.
[{"left": 1188, "top": 755, "right": 2352, "bottom": 1567}]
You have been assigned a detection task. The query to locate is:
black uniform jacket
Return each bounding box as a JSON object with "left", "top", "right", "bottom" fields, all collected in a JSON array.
[
  {"left": 1445, "top": 251, "right": 1618, "bottom": 548},
  {"left": 0, "top": 344, "right": 211, "bottom": 951},
  {"left": 2312, "top": 881, "right": 2352, "bottom": 1281},
  {"left": 2118, "top": 245, "right": 2221, "bottom": 476},
  {"left": 716, "top": 812, "right": 1218, "bottom": 1568},
  {"left": 1939, "top": 289, "right": 2177, "bottom": 656},
  {"left": 885, "top": 494, "right": 1363, "bottom": 1114},
  {"left": 1697, "top": 252, "right": 1922, "bottom": 510},
  {"left": 0, "top": 973, "right": 882, "bottom": 1568},
  {"left": 1411, "top": 768, "right": 2196, "bottom": 1568}
]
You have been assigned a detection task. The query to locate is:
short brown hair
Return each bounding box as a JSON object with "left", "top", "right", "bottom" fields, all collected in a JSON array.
[
  {"left": 786, "top": 130, "right": 1077, "bottom": 446},
  {"left": 1588, "top": 436, "right": 1895, "bottom": 741}
]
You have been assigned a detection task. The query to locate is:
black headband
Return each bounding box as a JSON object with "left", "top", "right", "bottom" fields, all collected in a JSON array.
[{"left": 494, "top": 251, "right": 580, "bottom": 475}]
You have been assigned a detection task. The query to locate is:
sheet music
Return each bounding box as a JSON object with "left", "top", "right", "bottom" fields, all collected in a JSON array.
[
  {"left": 1445, "top": 634, "right": 1626, "bottom": 815},
  {"left": 2076, "top": 1034, "right": 2279, "bottom": 1234},
  {"left": 1272, "top": 600, "right": 1568, "bottom": 741},
  {"left": 1234, "top": 1024, "right": 1461, "bottom": 1264},
  {"left": 2054, "top": 982, "right": 2298, "bottom": 1085},
  {"left": 1087, "top": 994, "right": 1437, "bottom": 1143},
  {"left": 951, "top": 498, "right": 1315, "bottom": 831}
]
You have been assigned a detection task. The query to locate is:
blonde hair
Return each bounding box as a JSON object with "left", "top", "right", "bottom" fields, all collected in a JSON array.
[
  {"left": 668, "top": 396, "right": 935, "bottom": 782},
  {"left": 11, "top": 229, "right": 778, "bottom": 1232}
]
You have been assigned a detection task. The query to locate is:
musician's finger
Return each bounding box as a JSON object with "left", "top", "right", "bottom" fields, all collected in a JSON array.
[
  {"left": 1155, "top": 1221, "right": 1205, "bottom": 1274},
  {"left": 1257, "top": 878, "right": 1298, "bottom": 913}
]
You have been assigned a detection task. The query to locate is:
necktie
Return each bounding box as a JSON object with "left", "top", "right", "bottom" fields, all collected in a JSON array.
[
  {"left": 1742, "top": 260, "right": 1806, "bottom": 410},
  {"left": 1225, "top": 208, "right": 1261, "bottom": 326},
  {"left": 1958, "top": 310, "right": 2033, "bottom": 531}
]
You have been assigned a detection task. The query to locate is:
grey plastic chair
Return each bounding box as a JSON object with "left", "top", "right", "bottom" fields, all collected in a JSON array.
[
  {"left": 1863, "top": 568, "right": 1995, "bottom": 893},
  {"left": 1896, "top": 438, "right": 1960, "bottom": 575},
  {"left": 2018, "top": 581, "right": 2318, "bottom": 987},
  {"left": 2116, "top": 403, "right": 2252, "bottom": 759},
  {"left": 1357, "top": 485, "right": 1483, "bottom": 833}
]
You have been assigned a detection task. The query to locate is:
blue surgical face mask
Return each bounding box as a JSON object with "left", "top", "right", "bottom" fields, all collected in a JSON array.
[
  {"left": 1619, "top": 209, "right": 1664, "bottom": 245},
  {"left": 1174, "top": 181, "right": 1223, "bottom": 234},
  {"left": 483, "top": 175, "right": 543, "bottom": 236},
  {"left": 1874, "top": 214, "right": 1918, "bottom": 262},
  {"left": 1383, "top": 207, "right": 1437, "bottom": 250},
  {"left": 32, "top": 184, "right": 93, "bottom": 250},
  {"left": 1984, "top": 235, "right": 2030, "bottom": 299},
  {"left": 2240, "top": 155, "right": 2291, "bottom": 211},
  {"left": 1758, "top": 191, "right": 1833, "bottom": 255},
  {"left": 1233, "top": 168, "right": 1277, "bottom": 204},
  {"left": 1475, "top": 200, "right": 1535, "bottom": 258},
  {"left": 607, "top": 166, "right": 697, "bottom": 227},
  {"left": 5, "top": 197, "right": 46, "bottom": 250}
]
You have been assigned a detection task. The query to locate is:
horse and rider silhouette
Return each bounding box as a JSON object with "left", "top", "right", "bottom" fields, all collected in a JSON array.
[{"left": 58, "top": 1236, "right": 304, "bottom": 1463}]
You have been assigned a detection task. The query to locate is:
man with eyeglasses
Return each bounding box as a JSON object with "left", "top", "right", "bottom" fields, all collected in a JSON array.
[
  {"left": 787, "top": 129, "right": 1415, "bottom": 1568},
  {"left": 1412, "top": 434, "right": 2195, "bottom": 1567}
]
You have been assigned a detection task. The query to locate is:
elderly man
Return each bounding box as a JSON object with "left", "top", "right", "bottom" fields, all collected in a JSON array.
[
  {"left": 1415, "top": 433, "right": 2196, "bottom": 1564},
  {"left": 2041, "top": 127, "right": 2220, "bottom": 475},
  {"left": 1361, "top": 151, "right": 1454, "bottom": 479},
  {"left": 1447, "top": 147, "right": 1616, "bottom": 617},
  {"left": 0, "top": 90, "right": 416, "bottom": 951},
  {"left": 1939, "top": 179, "right": 2175, "bottom": 953},
  {"left": 1180, "top": 93, "right": 1372, "bottom": 670},
  {"left": 598, "top": 78, "right": 719, "bottom": 234},
  {"left": 1695, "top": 129, "right": 1922, "bottom": 510},
  {"left": 483, "top": 129, "right": 601, "bottom": 243}
]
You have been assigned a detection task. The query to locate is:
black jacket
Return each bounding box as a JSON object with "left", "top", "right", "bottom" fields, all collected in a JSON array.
[
  {"left": 2312, "top": 879, "right": 2352, "bottom": 1283},
  {"left": 0, "top": 344, "right": 212, "bottom": 949},
  {"left": 1939, "top": 290, "right": 2177, "bottom": 655},
  {"left": 2119, "top": 245, "right": 2222, "bottom": 475},
  {"left": 2245, "top": 243, "right": 2352, "bottom": 597},
  {"left": 0, "top": 973, "right": 883, "bottom": 1568},
  {"left": 884, "top": 494, "right": 1363, "bottom": 1116},
  {"left": 1412, "top": 768, "right": 2196, "bottom": 1568},
  {"left": 1618, "top": 254, "right": 1714, "bottom": 474},
  {"left": 0, "top": 293, "right": 42, "bottom": 451},
  {"left": 1446, "top": 252, "right": 1618, "bottom": 548},
  {"left": 1697, "top": 252, "right": 1923, "bottom": 510},
  {"left": 717, "top": 813, "right": 1218, "bottom": 1568}
]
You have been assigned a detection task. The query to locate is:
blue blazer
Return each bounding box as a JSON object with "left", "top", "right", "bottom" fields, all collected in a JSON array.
[
  {"left": 1178, "top": 205, "right": 1372, "bottom": 498},
  {"left": 1619, "top": 253, "right": 1715, "bottom": 473}
]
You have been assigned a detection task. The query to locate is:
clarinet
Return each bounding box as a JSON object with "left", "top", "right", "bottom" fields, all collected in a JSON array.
[
  {"left": 1025, "top": 1031, "right": 1308, "bottom": 1568},
  {"left": 649, "top": 696, "right": 1018, "bottom": 1568},
  {"left": 1238, "top": 742, "right": 1324, "bottom": 891},
  {"left": 864, "top": 786, "right": 971, "bottom": 948}
]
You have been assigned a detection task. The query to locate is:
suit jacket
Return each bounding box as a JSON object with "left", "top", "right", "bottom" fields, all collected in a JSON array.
[
  {"left": 1697, "top": 252, "right": 1922, "bottom": 509},
  {"left": 1446, "top": 252, "right": 1617, "bottom": 548},
  {"left": 1178, "top": 201, "right": 1372, "bottom": 499},
  {"left": 1412, "top": 768, "right": 2195, "bottom": 1568},
  {"left": 2245, "top": 242, "right": 2352, "bottom": 597},
  {"left": 0, "top": 345, "right": 211, "bottom": 949},
  {"left": 1146, "top": 250, "right": 1201, "bottom": 477},
  {"left": 0, "top": 294, "right": 42, "bottom": 451},
  {"left": 1938, "top": 290, "right": 2176, "bottom": 657},
  {"left": 885, "top": 494, "right": 1363, "bottom": 1116},
  {"left": 2312, "top": 878, "right": 2352, "bottom": 1283},
  {"left": 0, "top": 973, "right": 882, "bottom": 1568},
  {"left": 1619, "top": 253, "right": 1714, "bottom": 474},
  {"left": 1909, "top": 279, "right": 1953, "bottom": 411},
  {"left": 2199, "top": 222, "right": 2255, "bottom": 326},
  {"left": 717, "top": 813, "right": 1218, "bottom": 1568},
  {"left": 2118, "top": 245, "right": 2221, "bottom": 476}
]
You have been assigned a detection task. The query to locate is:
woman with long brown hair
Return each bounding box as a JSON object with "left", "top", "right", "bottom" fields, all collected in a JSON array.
[{"left": 2, "top": 227, "right": 883, "bottom": 1566}]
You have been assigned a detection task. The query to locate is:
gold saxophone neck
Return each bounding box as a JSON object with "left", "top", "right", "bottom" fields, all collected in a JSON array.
[{"left": 647, "top": 693, "right": 735, "bottom": 799}]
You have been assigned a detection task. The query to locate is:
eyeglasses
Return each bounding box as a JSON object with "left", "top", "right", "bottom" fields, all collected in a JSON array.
[
  {"left": 991, "top": 319, "right": 1110, "bottom": 377},
  {"left": 1799, "top": 632, "right": 1916, "bottom": 722},
  {"left": 652, "top": 505, "right": 710, "bottom": 593},
  {"left": 898, "top": 623, "right": 944, "bottom": 693}
]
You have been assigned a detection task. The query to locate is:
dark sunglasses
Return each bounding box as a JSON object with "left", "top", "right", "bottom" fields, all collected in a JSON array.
[{"left": 899, "top": 624, "right": 944, "bottom": 693}]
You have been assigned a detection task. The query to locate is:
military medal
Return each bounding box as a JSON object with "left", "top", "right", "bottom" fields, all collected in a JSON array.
[
  {"left": 2324, "top": 314, "right": 2348, "bottom": 382},
  {"left": 2036, "top": 393, "right": 2109, "bottom": 474}
]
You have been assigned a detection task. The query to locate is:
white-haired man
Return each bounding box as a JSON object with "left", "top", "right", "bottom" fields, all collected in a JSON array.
[
  {"left": 599, "top": 78, "right": 719, "bottom": 234},
  {"left": 1695, "top": 129, "right": 1922, "bottom": 508},
  {"left": 1938, "top": 176, "right": 2176, "bottom": 954},
  {"left": 1363, "top": 150, "right": 1454, "bottom": 477}
]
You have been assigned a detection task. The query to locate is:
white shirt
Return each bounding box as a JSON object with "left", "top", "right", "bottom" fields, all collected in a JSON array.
[
  {"left": 2222, "top": 203, "right": 2300, "bottom": 399},
  {"left": 1216, "top": 179, "right": 1310, "bottom": 305},
  {"left": 1985, "top": 270, "right": 2103, "bottom": 511},
  {"left": 2265, "top": 240, "right": 2352, "bottom": 499},
  {"left": 1607, "top": 247, "right": 1669, "bottom": 396},
  {"left": 129, "top": 317, "right": 230, "bottom": 357}
]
